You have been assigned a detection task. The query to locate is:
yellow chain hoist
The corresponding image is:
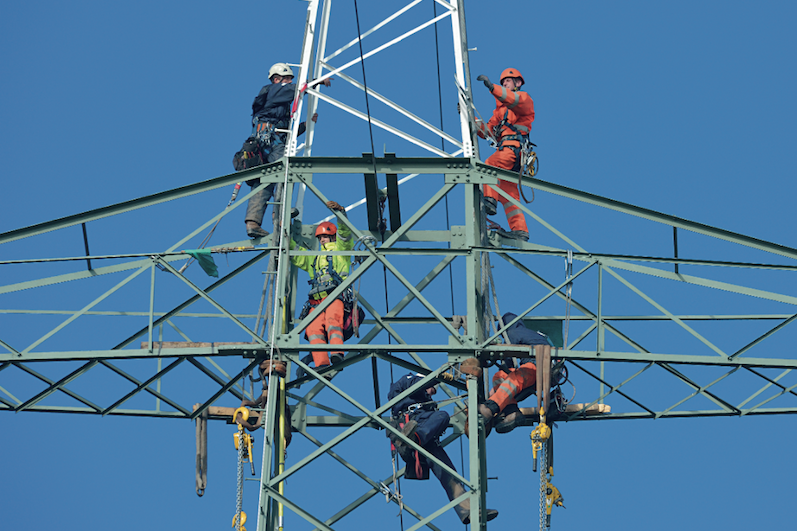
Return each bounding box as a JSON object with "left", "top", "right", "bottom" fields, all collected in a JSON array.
[
  {"left": 233, "top": 407, "right": 255, "bottom": 531},
  {"left": 530, "top": 406, "right": 551, "bottom": 466},
  {"left": 233, "top": 407, "right": 256, "bottom": 475}
]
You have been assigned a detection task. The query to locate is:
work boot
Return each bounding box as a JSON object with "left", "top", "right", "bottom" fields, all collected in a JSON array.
[
  {"left": 246, "top": 221, "right": 270, "bottom": 239},
  {"left": 330, "top": 352, "right": 344, "bottom": 365},
  {"left": 393, "top": 420, "right": 419, "bottom": 463},
  {"left": 461, "top": 509, "right": 499, "bottom": 525},
  {"left": 494, "top": 403, "right": 525, "bottom": 434},
  {"left": 507, "top": 230, "right": 529, "bottom": 241},
  {"left": 483, "top": 197, "right": 497, "bottom": 216},
  {"left": 477, "top": 400, "right": 500, "bottom": 437},
  {"left": 459, "top": 357, "right": 483, "bottom": 378},
  {"left": 451, "top": 482, "right": 499, "bottom": 525}
]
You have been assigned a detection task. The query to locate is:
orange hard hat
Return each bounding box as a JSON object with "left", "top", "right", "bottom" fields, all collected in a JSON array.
[
  {"left": 500, "top": 68, "right": 525, "bottom": 87},
  {"left": 315, "top": 222, "right": 337, "bottom": 237}
]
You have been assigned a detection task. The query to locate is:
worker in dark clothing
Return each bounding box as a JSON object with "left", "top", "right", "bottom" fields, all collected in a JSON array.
[
  {"left": 479, "top": 312, "right": 552, "bottom": 435},
  {"left": 474, "top": 68, "right": 534, "bottom": 241},
  {"left": 388, "top": 372, "right": 498, "bottom": 525},
  {"left": 244, "top": 62, "right": 331, "bottom": 239}
]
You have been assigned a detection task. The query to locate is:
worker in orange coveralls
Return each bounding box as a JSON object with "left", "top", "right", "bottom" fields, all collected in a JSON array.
[
  {"left": 291, "top": 201, "right": 353, "bottom": 374},
  {"left": 475, "top": 68, "right": 534, "bottom": 241},
  {"left": 478, "top": 312, "right": 552, "bottom": 435}
]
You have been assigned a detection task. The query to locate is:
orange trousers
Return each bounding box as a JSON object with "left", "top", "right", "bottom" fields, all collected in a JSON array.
[
  {"left": 306, "top": 298, "right": 345, "bottom": 367},
  {"left": 484, "top": 146, "right": 528, "bottom": 233},
  {"left": 490, "top": 362, "right": 537, "bottom": 411}
]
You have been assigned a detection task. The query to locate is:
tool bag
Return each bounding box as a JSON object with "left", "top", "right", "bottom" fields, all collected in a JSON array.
[
  {"left": 342, "top": 302, "right": 365, "bottom": 341},
  {"left": 386, "top": 416, "right": 430, "bottom": 480},
  {"left": 232, "top": 136, "right": 266, "bottom": 172}
]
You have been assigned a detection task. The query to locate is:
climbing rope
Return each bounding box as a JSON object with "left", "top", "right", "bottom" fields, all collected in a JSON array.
[{"left": 350, "top": 2, "right": 405, "bottom": 528}]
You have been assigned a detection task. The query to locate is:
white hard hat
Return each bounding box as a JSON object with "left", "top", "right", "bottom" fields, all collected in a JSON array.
[{"left": 268, "top": 63, "right": 294, "bottom": 79}]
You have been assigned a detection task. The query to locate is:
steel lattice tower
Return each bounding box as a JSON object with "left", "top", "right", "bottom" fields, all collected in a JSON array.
[{"left": 2, "top": 2, "right": 797, "bottom": 530}]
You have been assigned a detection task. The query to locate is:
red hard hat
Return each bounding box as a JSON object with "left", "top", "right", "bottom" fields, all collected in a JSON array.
[
  {"left": 500, "top": 68, "right": 525, "bottom": 87},
  {"left": 315, "top": 222, "right": 337, "bottom": 237}
]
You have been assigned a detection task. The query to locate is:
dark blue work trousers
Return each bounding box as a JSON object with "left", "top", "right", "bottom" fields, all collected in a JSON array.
[{"left": 409, "top": 409, "right": 467, "bottom": 518}]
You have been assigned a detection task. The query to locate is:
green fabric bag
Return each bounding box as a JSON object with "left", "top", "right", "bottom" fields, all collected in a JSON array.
[{"left": 184, "top": 249, "right": 218, "bottom": 278}]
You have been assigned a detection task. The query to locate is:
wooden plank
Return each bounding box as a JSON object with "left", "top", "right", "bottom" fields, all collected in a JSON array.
[
  {"left": 519, "top": 403, "right": 611, "bottom": 417},
  {"left": 140, "top": 341, "right": 254, "bottom": 349},
  {"left": 192, "top": 404, "right": 261, "bottom": 423}
]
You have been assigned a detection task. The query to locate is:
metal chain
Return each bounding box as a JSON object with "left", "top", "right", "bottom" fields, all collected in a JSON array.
[
  {"left": 236, "top": 431, "right": 244, "bottom": 531},
  {"left": 539, "top": 440, "right": 547, "bottom": 531}
]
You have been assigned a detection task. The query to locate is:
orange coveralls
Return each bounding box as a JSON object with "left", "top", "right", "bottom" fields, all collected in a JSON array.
[
  {"left": 291, "top": 224, "right": 353, "bottom": 368},
  {"left": 477, "top": 84, "right": 535, "bottom": 233},
  {"left": 490, "top": 362, "right": 537, "bottom": 410}
]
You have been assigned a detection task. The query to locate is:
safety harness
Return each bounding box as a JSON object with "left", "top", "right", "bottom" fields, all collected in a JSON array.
[
  {"left": 493, "top": 109, "right": 538, "bottom": 202},
  {"left": 494, "top": 110, "right": 533, "bottom": 170},
  {"left": 298, "top": 255, "right": 355, "bottom": 321},
  {"left": 307, "top": 255, "right": 345, "bottom": 300},
  {"left": 253, "top": 120, "right": 288, "bottom": 149}
]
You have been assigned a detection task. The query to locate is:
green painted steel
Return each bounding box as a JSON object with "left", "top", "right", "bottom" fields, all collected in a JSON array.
[{"left": 2, "top": 154, "right": 797, "bottom": 530}]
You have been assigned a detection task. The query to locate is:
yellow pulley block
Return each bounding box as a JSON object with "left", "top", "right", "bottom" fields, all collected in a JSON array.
[
  {"left": 545, "top": 482, "right": 565, "bottom": 514},
  {"left": 232, "top": 511, "right": 247, "bottom": 531}
]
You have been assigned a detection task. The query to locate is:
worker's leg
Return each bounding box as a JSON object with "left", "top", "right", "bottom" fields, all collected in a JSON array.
[
  {"left": 244, "top": 140, "right": 284, "bottom": 230},
  {"left": 306, "top": 307, "right": 332, "bottom": 368},
  {"left": 425, "top": 442, "right": 498, "bottom": 524},
  {"left": 488, "top": 363, "right": 537, "bottom": 411},
  {"left": 244, "top": 182, "right": 275, "bottom": 226},
  {"left": 427, "top": 443, "right": 463, "bottom": 506},
  {"left": 498, "top": 178, "right": 528, "bottom": 232},
  {"left": 491, "top": 369, "right": 517, "bottom": 409},
  {"left": 325, "top": 299, "right": 346, "bottom": 362},
  {"left": 483, "top": 148, "right": 515, "bottom": 202},
  {"left": 413, "top": 410, "right": 449, "bottom": 446},
  {"left": 483, "top": 148, "right": 528, "bottom": 232}
]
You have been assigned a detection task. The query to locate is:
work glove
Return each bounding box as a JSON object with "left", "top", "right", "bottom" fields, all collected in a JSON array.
[
  {"left": 476, "top": 75, "right": 492, "bottom": 89},
  {"left": 326, "top": 201, "right": 345, "bottom": 212}
]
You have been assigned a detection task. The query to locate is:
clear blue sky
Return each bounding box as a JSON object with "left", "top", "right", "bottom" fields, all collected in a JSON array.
[{"left": 2, "top": 1, "right": 797, "bottom": 530}]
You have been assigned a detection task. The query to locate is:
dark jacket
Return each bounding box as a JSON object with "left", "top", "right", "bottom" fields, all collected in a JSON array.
[
  {"left": 251, "top": 82, "right": 307, "bottom": 137},
  {"left": 503, "top": 312, "right": 551, "bottom": 367},
  {"left": 388, "top": 373, "right": 436, "bottom": 418},
  {"left": 503, "top": 312, "right": 550, "bottom": 346}
]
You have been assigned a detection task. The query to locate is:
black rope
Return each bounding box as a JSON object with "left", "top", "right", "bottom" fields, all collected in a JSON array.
[
  {"left": 352, "top": 0, "right": 379, "bottom": 164},
  {"left": 352, "top": 3, "right": 402, "bottom": 529}
]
